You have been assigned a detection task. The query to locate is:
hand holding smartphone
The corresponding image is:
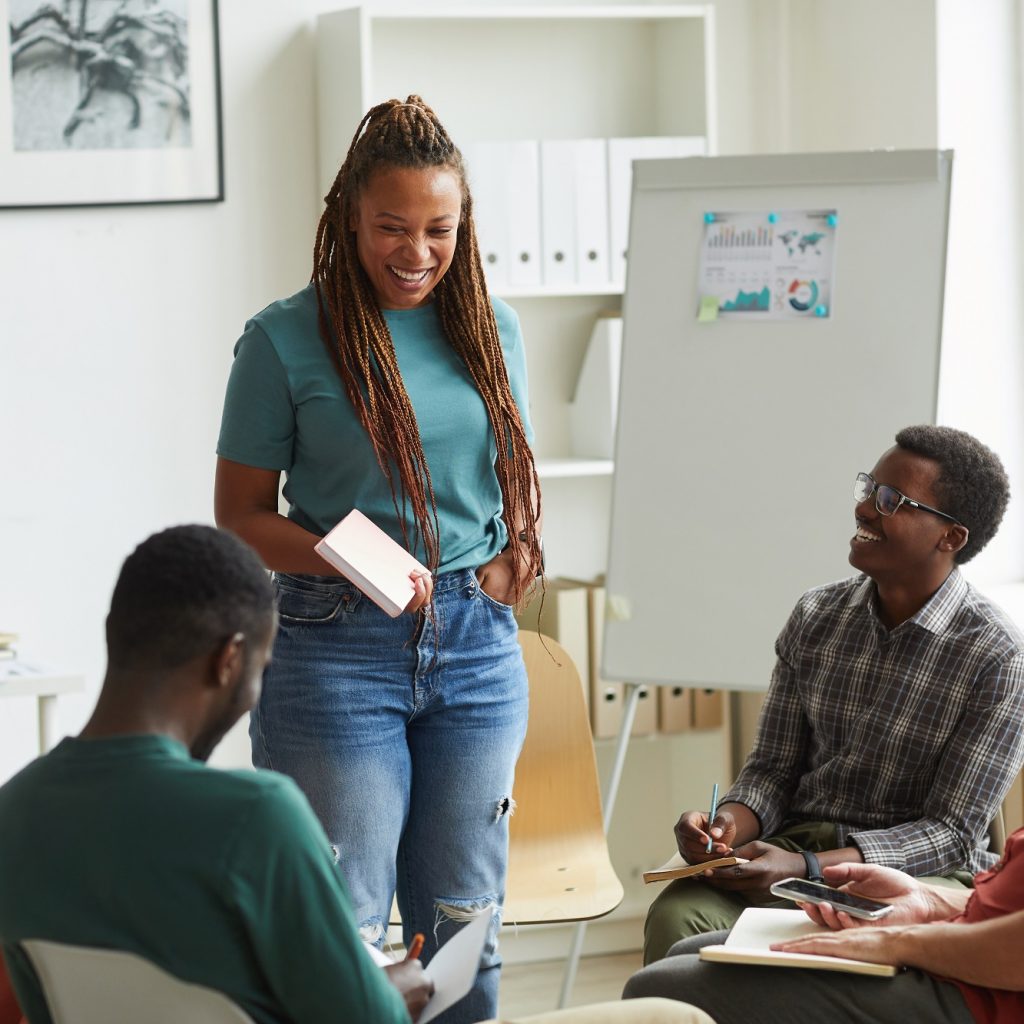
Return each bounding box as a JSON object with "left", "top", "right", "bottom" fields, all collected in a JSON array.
[{"left": 769, "top": 877, "right": 895, "bottom": 921}]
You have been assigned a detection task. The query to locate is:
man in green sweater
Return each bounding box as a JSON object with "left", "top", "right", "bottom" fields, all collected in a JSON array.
[{"left": 0, "top": 525, "right": 430, "bottom": 1024}]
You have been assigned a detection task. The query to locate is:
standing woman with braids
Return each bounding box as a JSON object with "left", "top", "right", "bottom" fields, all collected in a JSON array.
[{"left": 214, "top": 97, "right": 543, "bottom": 1023}]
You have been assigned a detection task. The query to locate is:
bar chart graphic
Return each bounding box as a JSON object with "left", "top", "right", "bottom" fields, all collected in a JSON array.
[{"left": 705, "top": 224, "right": 775, "bottom": 249}]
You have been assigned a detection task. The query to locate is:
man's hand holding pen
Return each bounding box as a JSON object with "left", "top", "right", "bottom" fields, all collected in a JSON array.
[{"left": 675, "top": 806, "right": 740, "bottom": 863}]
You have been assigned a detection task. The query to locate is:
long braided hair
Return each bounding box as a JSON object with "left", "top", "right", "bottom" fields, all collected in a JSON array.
[{"left": 312, "top": 96, "right": 543, "bottom": 604}]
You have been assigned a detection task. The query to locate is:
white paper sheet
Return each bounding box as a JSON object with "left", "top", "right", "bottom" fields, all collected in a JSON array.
[
  {"left": 725, "top": 907, "right": 823, "bottom": 947},
  {"left": 419, "top": 906, "right": 495, "bottom": 1024}
]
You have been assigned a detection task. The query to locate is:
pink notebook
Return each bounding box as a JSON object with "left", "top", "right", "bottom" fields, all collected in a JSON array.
[{"left": 314, "top": 510, "right": 429, "bottom": 617}]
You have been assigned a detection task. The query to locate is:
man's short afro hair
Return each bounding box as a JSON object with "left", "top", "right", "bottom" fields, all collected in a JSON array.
[
  {"left": 106, "top": 525, "right": 275, "bottom": 671},
  {"left": 895, "top": 425, "right": 1009, "bottom": 564}
]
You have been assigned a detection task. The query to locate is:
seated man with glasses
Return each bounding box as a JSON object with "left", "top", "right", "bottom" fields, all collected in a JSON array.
[{"left": 642, "top": 425, "right": 1024, "bottom": 965}]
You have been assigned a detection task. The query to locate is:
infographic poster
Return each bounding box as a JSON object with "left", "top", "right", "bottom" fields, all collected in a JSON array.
[{"left": 697, "top": 209, "right": 837, "bottom": 321}]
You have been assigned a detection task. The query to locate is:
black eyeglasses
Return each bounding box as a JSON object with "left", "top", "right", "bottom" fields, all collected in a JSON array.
[{"left": 854, "top": 472, "right": 964, "bottom": 527}]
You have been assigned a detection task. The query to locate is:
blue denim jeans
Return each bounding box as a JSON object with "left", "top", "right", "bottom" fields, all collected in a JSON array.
[{"left": 250, "top": 568, "right": 528, "bottom": 1024}]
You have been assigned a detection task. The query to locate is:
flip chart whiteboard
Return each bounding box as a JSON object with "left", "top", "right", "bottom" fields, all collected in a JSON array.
[{"left": 603, "top": 150, "right": 953, "bottom": 691}]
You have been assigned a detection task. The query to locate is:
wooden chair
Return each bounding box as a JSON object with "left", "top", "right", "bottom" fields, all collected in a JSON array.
[
  {"left": 21, "top": 941, "right": 255, "bottom": 1024},
  {"left": 504, "top": 631, "right": 624, "bottom": 925}
]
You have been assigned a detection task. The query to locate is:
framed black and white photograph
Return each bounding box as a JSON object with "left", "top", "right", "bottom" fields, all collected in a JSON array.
[{"left": 2, "top": 0, "right": 223, "bottom": 208}]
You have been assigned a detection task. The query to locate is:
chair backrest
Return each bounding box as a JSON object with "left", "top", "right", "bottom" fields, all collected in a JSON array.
[
  {"left": 504, "top": 632, "right": 624, "bottom": 925},
  {"left": 21, "top": 940, "right": 256, "bottom": 1024}
]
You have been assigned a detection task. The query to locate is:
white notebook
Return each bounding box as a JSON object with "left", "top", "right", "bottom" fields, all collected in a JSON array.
[
  {"left": 314, "top": 510, "right": 429, "bottom": 618},
  {"left": 699, "top": 907, "right": 898, "bottom": 977}
]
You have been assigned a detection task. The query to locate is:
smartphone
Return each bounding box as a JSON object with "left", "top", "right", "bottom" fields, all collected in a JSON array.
[{"left": 769, "top": 877, "right": 895, "bottom": 921}]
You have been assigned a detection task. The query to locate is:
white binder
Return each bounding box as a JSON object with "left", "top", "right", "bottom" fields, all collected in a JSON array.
[
  {"left": 462, "top": 141, "right": 541, "bottom": 291},
  {"left": 607, "top": 136, "right": 706, "bottom": 288},
  {"left": 505, "top": 141, "right": 542, "bottom": 288},
  {"left": 463, "top": 141, "right": 509, "bottom": 290},
  {"left": 573, "top": 138, "right": 611, "bottom": 286},
  {"left": 539, "top": 140, "right": 579, "bottom": 287}
]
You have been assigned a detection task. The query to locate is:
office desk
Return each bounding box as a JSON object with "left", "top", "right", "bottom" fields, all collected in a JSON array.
[{"left": 0, "top": 664, "right": 85, "bottom": 754}]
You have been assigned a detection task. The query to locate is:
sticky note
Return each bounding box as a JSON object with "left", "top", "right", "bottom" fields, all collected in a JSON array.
[{"left": 698, "top": 296, "right": 719, "bottom": 322}]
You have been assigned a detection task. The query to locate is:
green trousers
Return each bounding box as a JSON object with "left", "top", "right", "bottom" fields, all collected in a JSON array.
[{"left": 642, "top": 821, "right": 971, "bottom": 964}]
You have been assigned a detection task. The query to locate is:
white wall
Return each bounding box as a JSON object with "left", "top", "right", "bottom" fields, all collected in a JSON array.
[
  {"left": 0, "top": 1, "right": 326, "bottom": 776},
  {"left": 935, "top": 0, "right": 1024, "bottom": 584},
  {"left": 788, "top": 0, "right": 939, "bottom": 152}
]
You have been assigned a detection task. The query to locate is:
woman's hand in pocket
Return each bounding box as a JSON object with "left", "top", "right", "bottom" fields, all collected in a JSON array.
[{"left": 475, "top": 550, "right": 519, "bottom": 607}]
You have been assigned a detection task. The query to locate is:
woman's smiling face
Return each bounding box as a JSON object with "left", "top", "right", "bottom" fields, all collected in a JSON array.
[{"left": 350, "top": 164, "right": 462, "bottom": 310}]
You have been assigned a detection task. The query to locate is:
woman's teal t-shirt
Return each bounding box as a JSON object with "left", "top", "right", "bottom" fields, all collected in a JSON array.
[{"left": 216, "top": 283, "right": 533, "bottom": 574}]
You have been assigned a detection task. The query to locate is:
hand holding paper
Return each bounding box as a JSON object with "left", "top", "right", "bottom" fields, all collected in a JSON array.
[
  {"left": 419, "top": 905, "right": 495, "bottom": 1023},
  {"left": 362, "top": 910, "right": 493, "bottom": 1024},
  {"left": 384, "top": 959, "right": 434, "bottom": 1022}
]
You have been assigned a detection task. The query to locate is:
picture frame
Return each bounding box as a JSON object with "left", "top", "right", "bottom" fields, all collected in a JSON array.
[{"left": 1, "top": 0, "right": 223, "bottom": 209}]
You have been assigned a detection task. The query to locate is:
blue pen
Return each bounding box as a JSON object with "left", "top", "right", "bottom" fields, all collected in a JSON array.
[{"left": 706, "top": 783, "right": 719, "bottom": 854}]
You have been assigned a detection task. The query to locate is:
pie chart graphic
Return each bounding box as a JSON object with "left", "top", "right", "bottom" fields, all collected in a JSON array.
[{"left": 788, "top": 279, "right": 819, "bottom": 312}]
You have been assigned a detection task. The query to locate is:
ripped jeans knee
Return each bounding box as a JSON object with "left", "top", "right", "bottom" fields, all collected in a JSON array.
[
  {"left": 358, "top": 916, "right": 387, "bottom": 948},
  {"left": 433, "top": 896, "right": 502, "bottom": 964}
]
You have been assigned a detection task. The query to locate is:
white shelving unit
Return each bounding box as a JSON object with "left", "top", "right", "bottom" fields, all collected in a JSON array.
[
  {"left": 316, "top": 3, "right": 717, "bottom": 577},
  {"left": 536, "top": 458, "right": 614, "bottom": 480},
  {"left": 495, "top": 283, "right": 623, "bottom": 300}
]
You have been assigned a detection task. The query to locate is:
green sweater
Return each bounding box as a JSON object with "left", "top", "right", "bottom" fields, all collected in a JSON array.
[{"left": 0, "top": 735, "right": 409, "bottom": 1024}]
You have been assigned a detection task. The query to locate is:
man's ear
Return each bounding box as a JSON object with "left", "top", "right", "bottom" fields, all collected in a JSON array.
[
  {"left": 211, "top": 633, "right": 246, "bottom": 690},
  {"left": 938, "top": 524, "right": 969, "bottom": 557}
]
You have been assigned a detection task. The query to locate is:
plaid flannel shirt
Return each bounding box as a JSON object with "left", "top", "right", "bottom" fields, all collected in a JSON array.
[{"left": 725, "top": 569, "right": 1024, "bottom": 874}]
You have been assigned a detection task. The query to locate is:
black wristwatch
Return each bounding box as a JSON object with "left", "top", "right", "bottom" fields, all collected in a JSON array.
[
  {"left": 801, "top": 850, "right": 825, "bottom": 883},
  {"left": 515, "top": 530, "right": 545, "bottom": 578}
]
